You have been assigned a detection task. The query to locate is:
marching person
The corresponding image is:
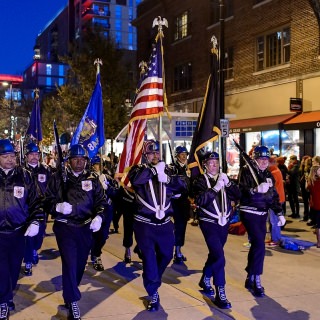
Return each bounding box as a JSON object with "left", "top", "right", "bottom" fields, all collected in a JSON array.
[
  {"left": 169, "top": 146, "right": 191, "bottom": 263},
  {"left": 192, "top": 151, "right": 240, "bottom": 309},
  {"left": 238, "top": 145, "right": 285, "bottom": 297},
  {"left": 45, "top": 144, "right": 108, "bottom": 320},
  {"left": 0, "top": 139, "right": 44, "bottom": 320},
  {"left": 90, "top": 155, "right": 118, "bottom": 271},
  {"left": 128, "top": 140, "right": 188, "bottom": 312},
  {"left": 23, "top": 142, "right": 52, "bottom": 276}
]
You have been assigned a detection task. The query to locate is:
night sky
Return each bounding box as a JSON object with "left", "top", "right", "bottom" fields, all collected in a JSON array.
[{"left": 0, "top": 1, "right": 67, "bottom": 75}]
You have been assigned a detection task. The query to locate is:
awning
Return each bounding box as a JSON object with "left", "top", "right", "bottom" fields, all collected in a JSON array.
[
  {"left": 230, "top": 114, "right": 296, "bottom": 133},
  {"left": 283, "top": 111, "right": 320, "bottom": 129}
]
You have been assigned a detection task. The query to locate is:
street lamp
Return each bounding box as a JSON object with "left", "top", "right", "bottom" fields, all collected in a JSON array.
[{"left": 1, "top": 81, "right": 15, "bottom": 140}]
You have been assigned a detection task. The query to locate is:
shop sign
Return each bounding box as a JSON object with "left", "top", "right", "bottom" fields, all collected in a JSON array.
[{"left": 290, "top": 98, "right": 303, "bottom": 112}]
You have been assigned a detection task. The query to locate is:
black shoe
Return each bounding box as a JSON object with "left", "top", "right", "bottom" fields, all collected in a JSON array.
[
  {"left": 214, "top": 286, "right": 232, "bottom": 309},
  {"left": 252, "top": 275, "right": 265, "bottom": 297},
  {"left": 133, "top": 245, "right": 143, "bottom": 260},
  {"left": 173, "top": 253, "right": 187, "bottom": 264},
  {"left": 24, "top": 262, "right": 33, "bottom": 276},
  {"left": 68, "top": 301, "right": 81, "bottom": 319},
  {"left": 147, "top": 292, "right": 160, "bottom": 312},
  {"left": 245, "top": 275, "right": 254, "bottom": 289},
  {"left": 92, "top": 256, "right": 104, "bottom": 271},
  {"left": 0, "top": 303, "right": 9, "bottom": 320},
  {"left": 7, "top": 300, "right": 15, "bottom": 311},
  {"left": 32, "top": 250, "right": 39, "bottom": 265},
  {"left": 199, "top": 274, "right": 215, "bottom": 296},
  {"left": 109, "top": 228, "right": 119, "bottom": 234},
  {"left": 124, "top": 254, "right": 131, "bottom": 263}
]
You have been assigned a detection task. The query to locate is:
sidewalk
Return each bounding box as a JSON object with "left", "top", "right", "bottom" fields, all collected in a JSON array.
[{"left": 9, "top": 215, "right": 320, "bottom": 320}]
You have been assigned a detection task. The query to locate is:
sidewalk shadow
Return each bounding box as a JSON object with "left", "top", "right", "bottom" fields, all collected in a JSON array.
[
  {"left": 162, "top": 263, "right": 200, "bottom": 285},
  {"left": 251, "top": 295, "right": 309, "bottom": 320},
  {"left": 131, "top": 297, "right": 169, "bottom": 320},
  {"left": 202, "top": 295, "right": 236, "bottom": 320}
]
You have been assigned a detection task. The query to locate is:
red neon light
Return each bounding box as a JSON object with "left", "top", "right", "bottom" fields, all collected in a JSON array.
[{"left": 0, "top": 74, "right": 23, "bottom": 83}]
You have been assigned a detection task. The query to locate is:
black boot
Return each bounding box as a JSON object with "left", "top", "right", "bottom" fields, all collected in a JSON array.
[
  {"left": 252, "top": 275, "right": 265, "bottom": 297},
  {"left": 245, "top": 274, "right": 254, "bottom": 289},
  {"left": 69, "top": 301, "right": 81, "bottom": 319},
  {"left": 0, "top": 303, "right": 9, "bottom": 320},
  {"left": 199, "top": 274, "right": 215, "bottom": 296},
  {"left": 214, "top": 286, "right": 232, "bottom": 309},
  {"left": 147, "top": 292, "right": 160, "bottom": 312}
]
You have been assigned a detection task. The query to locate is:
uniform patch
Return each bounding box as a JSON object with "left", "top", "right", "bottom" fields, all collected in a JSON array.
[
  {"left": 82, "top": 180, "right": 92, "bottom": 191},
  {"left": 14, "top": 186, "right": 25, "bottom": 198},
  {"left": 38, "top": 174, "right": 46, "bottom": 183}
]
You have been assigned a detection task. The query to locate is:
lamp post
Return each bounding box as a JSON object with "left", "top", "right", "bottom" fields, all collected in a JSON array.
[{"left": 1, "top": 81, "right": 15, "bottom": 140}]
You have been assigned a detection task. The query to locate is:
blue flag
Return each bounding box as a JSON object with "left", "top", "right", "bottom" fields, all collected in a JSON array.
[
  {"left": 71, "top": 73, "right": 105, "bottom": 159},
  {"left": 26, "top": 93, "right": 43, "bottom": 142}
]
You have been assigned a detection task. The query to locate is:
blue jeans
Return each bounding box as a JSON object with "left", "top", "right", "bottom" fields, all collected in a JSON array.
[{"left": 269, "top": 209, "right": 281, "bottom": 242}]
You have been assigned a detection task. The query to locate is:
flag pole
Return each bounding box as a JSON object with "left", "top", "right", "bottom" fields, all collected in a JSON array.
[
  {"left": 153, "top": 16, "right": 168, "bottom": 215},
  {"left": 94, "top": 58, "right": 104, "bottom": 168}
]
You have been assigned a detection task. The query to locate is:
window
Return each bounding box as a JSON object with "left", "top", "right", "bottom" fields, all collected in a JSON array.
[
  {"left": 256, "top": 27, "right": 290, "bottom": 71},
  {"left": 210, "top": 0, "right": 234, "bottom": 25},
  {"left": 174, "top": 11, "right": 189, "bottom": 41},
  {"left": 224, "top": 47, "right": 234, "bottom": 80},
  {"left": 173, "top": 63, "right": 192, "bottom": 92}
]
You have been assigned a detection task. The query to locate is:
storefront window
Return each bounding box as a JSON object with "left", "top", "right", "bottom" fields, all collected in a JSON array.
[
  {"left": 246, "top": 132, "right": 261, "bottom": 154},
  {"left": 262, "top": 130, "right": 280, "bottom": 156},
  {"left": 281, "top": 130, "right": 300, "bottom": 159},
  {"left": 227, "top": 134, "right": 240, "bottom": 180}
]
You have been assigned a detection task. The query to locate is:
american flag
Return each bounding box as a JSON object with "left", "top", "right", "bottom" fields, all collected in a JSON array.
[{"left": 116, "top": 36, "right": 164, "bottom": 186}]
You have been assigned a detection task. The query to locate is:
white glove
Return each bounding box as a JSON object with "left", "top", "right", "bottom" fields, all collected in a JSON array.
[
  {"left": 90, "top": 215, "right": 102, "bottom": 232},
  {"left": 56, "top": 202, "right": 73, "bottom": 215},
  {"left": 255, "top": 182, "right": 269, "bottom": 193},
  {"left": 24, "top": 222, "right": 39, "bottom": 237},
  {"left": 218, "top": 172, "right": 230, "bottom": 186},
  {"left": 213, "top": 180, "right": 224, "bottom": 192},
  {"left": 154, "top": 161, "right": 165, "bottom": 174},
  {"left": 277, "top": 215, "right": 286, "bottom": 227},
  {"left": 158, "top": 171, "right": 168, "bottom": 183}
]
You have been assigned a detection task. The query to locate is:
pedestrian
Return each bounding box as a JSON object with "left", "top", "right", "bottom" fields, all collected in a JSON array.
[
  {"left": 276, "top": 156, "right": 288, "bottom": 215},
  {"left": 306, "top": 165, "right": 320, "bottom": 247},
  {"left": 90, "top": 155, "right": 119, "bottom": 271},
  {"left": 128, "top": 140, "right": 188, "bottom": 312},
  {"left": 0, "top": 139, "right": 44, "bottom": 320},
  {"left": 23, "top": 142, "right": 52, "bottom": 276},
  {"left": 45, "top": 144, "right": 108, "bottom": 320},
  {"left": 238, "top": 145, "right": 285, "bottom": 297},
  {"left": 169, "top": 146, "right": 191, "bottom": 263},
  {"left": 299, "top": 155, "right": 312, "bottom": 222},
  {"left": 267, "top": 155, "right": 286, "bottom": 246},
  {"left": 286, "top": 155, "right": 301, "bottom": 219},
  {"left": 192, "top": 151, "right": 240, "bottom": 309}
]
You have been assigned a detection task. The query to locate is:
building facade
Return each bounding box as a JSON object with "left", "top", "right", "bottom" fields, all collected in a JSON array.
[{"left": 134, "top": 0, "right": 320, "bottom": 174}]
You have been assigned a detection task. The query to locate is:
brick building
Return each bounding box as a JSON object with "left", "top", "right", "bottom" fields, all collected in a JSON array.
[{"left": 134, "top": 0, "right": 320, "bottom": 170}]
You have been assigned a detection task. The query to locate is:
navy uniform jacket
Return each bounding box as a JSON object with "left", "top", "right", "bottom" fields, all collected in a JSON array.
[
  {"left": 238, "top": 165, "right": 282, "bottom": 214},
  {"left": 25, "top": 162, "right": 52, "bottom": 196},
  {"left": 193, "top": 173, "right": 240, "bottom": 223},
  {"left": 45, "top": 167, "right": 108, "bottom": 224},
  {"left": 128, "top": 163, "right": 188, "bottom": 223},
  {"left": 0, "top": 166, "right": 44, "bottom": 232}
]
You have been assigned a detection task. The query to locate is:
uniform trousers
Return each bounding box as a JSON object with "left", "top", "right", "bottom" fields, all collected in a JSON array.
[
  {"left": 199, "top": 220, "right": 228, "bottom": 286},
  {"left": 0, "top": 228, "right": 25, "bottom": 303},
  {"left": 133, "top": 219, "right": 174, "bottom": 296},
  {"left": 24, "top": 221, "right": 46, "bottom": 262},
  {"left": 53, "top": 221, "right": 92, "bottom": 303},
  {"left": 172, "top": 198, "right": 190, "bottom": 247},
  {"left": 241, "top": 212, "right": 268, "bottom": 275},
  {"left": 91, "top": 205, "right": 113, "bottom": 257}
]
